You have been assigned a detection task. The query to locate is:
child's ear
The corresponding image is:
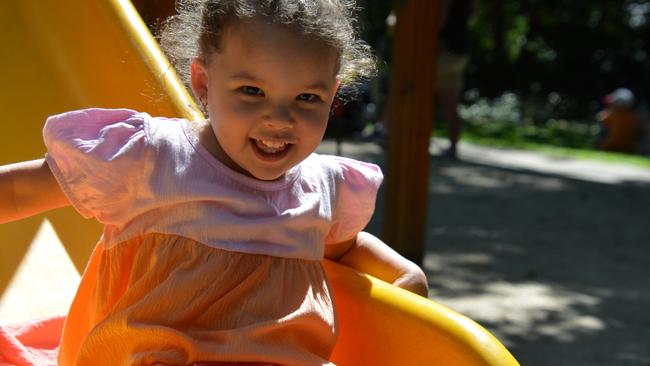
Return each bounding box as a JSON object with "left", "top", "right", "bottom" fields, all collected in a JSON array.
[
  {"left": 329, "top": 78, "right": 342, "bottom": 103},
  {"left": 190, "top": 58, "right": 209, "bottom": 105},
  {"left": 333, "top": 78, "right": 341, "bottom": 96}
]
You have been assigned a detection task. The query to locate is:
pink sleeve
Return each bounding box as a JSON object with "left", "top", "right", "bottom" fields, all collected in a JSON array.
[
  {"left": 325, "top": 157, "right": 383, "bottom": 244},
  {"left": 43, "top": 108, "right": 149, "bottom": 222}
]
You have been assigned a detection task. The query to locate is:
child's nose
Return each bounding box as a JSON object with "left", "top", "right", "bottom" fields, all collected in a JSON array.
[{"left": 263, "top": 105, "right": 293, "bottom": 128}]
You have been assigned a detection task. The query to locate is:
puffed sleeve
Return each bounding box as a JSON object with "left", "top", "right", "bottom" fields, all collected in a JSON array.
[
  {"left": 43, "top": 108, "right": 150, "bottom": 223},
  {"left": 325, "top": 156, "right": 383, "bottom": 244}
]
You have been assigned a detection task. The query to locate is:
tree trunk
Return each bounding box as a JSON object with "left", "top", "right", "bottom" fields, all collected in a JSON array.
[{"left": 383, "top": 0, "right": 441, "bottom": 265}]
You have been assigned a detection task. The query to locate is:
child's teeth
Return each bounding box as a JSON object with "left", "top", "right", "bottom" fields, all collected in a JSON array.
[
  {"left": 261, "top": 140, "right": 286, "bottom": 149},
  {"left": 256, "top": 139, "right": 288, "bottom": 153}
]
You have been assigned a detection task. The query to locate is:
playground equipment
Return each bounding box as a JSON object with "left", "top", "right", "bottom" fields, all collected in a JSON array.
[{"left": 0, "top": 1, "right": 519, "bottom": 365}]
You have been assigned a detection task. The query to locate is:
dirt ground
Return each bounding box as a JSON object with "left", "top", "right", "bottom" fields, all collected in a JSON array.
[{"left": 318, "top": 139, "right": 650, "bottom": 366}]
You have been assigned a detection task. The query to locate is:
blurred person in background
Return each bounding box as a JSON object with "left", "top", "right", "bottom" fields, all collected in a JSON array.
[
  {"left": 366, "top": 1, "right": 474, "bottom": 154},
  {"left": 596, "top": 88, "right": 640, "bottom": 154},
  {"left": 436, "top": 0, "right": 475, "bottom": 158}
]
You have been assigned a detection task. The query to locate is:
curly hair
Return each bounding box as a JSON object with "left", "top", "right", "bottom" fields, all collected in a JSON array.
[{"left": 159, "top": 0, "right": 376, "bottom": 100}]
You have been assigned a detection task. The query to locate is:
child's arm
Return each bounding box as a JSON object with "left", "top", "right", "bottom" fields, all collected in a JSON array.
[
  {"left": 0, "top": 159, "right": 70, "bottom": 224},
  {"left": 325, "top": 231, "right": 429, "bottom": 297}
]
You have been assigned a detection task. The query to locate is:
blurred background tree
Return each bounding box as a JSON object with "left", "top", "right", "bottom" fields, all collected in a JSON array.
[
  {"left": 354, "top": 0, "right": 650, "bottom": 156},
  {"left": 467, "top": 0, "right": 650, "bottom": 120}
]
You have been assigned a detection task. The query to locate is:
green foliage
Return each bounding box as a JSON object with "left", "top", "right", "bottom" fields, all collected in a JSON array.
[
  {"left": 456, "top": 93, "right": 598, "bottom": 149},
  {"left": 434, "top": 92, "right": 650, "bottom": 168},
  {"left": 505, "top": 15, "right": 529, "bottom": 62},
  {"left": 466, "top": 0, "right": 650, "bottom": 120},
  {"left": 461, "top": 119, "right": 598, "bottom": 150}
]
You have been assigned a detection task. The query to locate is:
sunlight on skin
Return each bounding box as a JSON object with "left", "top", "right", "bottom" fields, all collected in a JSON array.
[
  {"left": 0, "top": 219, "right": 80, "bottom": 323},
  {"left": 425, "top": 253, "right": 605, "bottom": 345}
]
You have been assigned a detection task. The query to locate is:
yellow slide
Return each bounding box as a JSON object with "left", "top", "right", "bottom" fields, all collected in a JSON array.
[{"left": 0, "top": 1, "right": 519, "bottom": 365}]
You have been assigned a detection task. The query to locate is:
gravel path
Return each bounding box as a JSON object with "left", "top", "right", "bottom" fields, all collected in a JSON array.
[{"left": 318, "top": 139, "right": 650, "bottom": 366}]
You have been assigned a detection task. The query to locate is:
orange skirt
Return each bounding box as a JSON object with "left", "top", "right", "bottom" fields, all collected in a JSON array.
[{"left": 57, "top": 234, "right": 337, "bottom": 366}]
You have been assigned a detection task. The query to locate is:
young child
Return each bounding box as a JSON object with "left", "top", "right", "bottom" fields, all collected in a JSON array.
[
  {"left": 595, "top": 87, "right": 640, "bottom": 154},
  {"left": 0, "top": 0, "right": 428, "bottom": 365}
]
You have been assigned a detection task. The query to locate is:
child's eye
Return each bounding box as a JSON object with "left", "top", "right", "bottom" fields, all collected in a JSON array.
[
  {"left": 239, "top": 86, "right": 264, "bottom": 97},
  {"left": 296, "top": 93, "right": 320, "bottom": 102}
]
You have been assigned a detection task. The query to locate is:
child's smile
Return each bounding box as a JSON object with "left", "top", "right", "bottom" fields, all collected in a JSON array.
[
  {"left": 251, "top": 138, "right": 292, "bottom": 161},
  {"left": 191, "top": 18, "right": 341, "bottom": 181}
]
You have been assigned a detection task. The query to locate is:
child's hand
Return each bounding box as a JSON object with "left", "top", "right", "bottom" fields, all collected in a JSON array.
[
  {"left": 326, "top": 231, "right": 429, "bottom": 297},
  {"left": 393, "top": 269, "right": 429, "bottom": 297}
]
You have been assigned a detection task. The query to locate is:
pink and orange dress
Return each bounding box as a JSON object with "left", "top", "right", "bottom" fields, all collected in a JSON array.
[{"left": 43, "top": 109, "right": 382, "bottom": 366}]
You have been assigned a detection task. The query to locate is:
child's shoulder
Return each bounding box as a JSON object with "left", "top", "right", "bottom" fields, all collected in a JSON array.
[
  {"left": 304, "top": 153, "right": 383, "bottom": 186},
  {"left": 309, "top": 153, "right": 380, "bottom": 171},
  {"left": 44, "top": 108, "right": 145, "bottom": 134},
  {"left": 43, "top": 108, "right": 149, "bottom": 157},
  {"left": 44, "top": 108, "right": 191, "bottom": 148}
]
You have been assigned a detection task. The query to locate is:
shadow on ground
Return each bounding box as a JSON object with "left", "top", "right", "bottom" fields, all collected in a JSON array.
[{"left": 321, "top": 140, "right": 650, "bottom": 366}]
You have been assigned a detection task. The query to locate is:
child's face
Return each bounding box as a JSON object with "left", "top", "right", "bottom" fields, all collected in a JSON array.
[{"left": 191, "top": 19, "right": 340, "bottom": 181}]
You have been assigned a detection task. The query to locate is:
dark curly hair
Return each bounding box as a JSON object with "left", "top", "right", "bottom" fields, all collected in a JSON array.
[{"left": 159, "top": 0, "right": 376, "bottom": 101}]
